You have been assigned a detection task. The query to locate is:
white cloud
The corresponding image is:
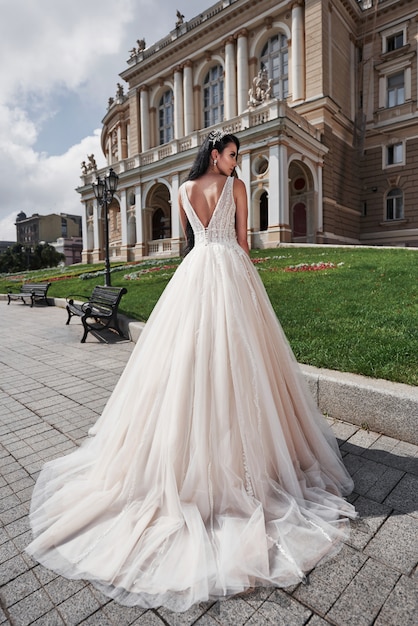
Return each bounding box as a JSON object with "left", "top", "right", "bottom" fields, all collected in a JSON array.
[{"left": 0, "top": 0, "right": 211, "bottom": 243}]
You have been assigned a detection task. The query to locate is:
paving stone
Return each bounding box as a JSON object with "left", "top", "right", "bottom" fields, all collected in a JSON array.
[
  {"left": 374, "top": 574, "right": 418, "bottom": 626},
  {"left": 244, "top": 589, "right": 311, "bottom": 625},
  {"left": 204, "top": 597, "right": 256, "bottom": 625},
  {"left": 0, "top": 569, "right": 41, "bottom": 607},
  {"left": 54, "top": 587, "right": 101, "bottom": 626},
  {"left": 326, "top": 557, "right": 400, "bottom": 626},
  {"left": 305, "top": 616, "right": 330, "bottom": 626},
  {"left": 383, "top": 473, "right": 418, "bottom": 518},
  {"left": 0, "top": 502, "right": 29, "bottom": 525},
  {"left": 346, "top": 496, "right": 391, "bottom": 551},
  {"left": 7, "top": 587, "right": 54, "bottom": 626},
  {"left": 192, "top": 614, "right": 221, "bottom": 626},
  {"left": 101, "top": 599, "right": 148, "bottom": 625},
  {"left": 364, "top": 465, "right": 404, "bottom": 503},
  {"left": 293, "top": 544, "right": 366, "bottom": 614},
  {"left": 44, "top": 576, "right": 87, "bottom": 604},
  {"left": 329, "top": 420, "right": 359, "bottom": 443},
  {"left": 79, "top": 611, "right": 114, "bottom": 625},
  {"left": 131, "top": 611, "right": 166, "bottom": 625},
  {"left": 158, "top": 600, "right": 216, "bottom": 625},
  {"left": 341, "top": 429, "right": 381, "bottom": 454},
  {"left": 30, "top": 610, "right": 65, "bottom": 625},
  {"left": 364, "top": 512, "right": 418, "bottom": 574}
]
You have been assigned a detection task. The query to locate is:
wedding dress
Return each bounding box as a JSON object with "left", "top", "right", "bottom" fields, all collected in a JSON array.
[{"left": 27, "top": 175, "right": 356, "bottom": 612}]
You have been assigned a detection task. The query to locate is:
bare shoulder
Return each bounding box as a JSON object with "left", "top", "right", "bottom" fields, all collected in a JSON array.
[{"left": 233, "top": 177, "right": 247, "bottom": 201}]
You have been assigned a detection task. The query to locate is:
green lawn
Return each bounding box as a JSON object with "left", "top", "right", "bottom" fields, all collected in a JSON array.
[{"left": 1, "top": 246, "right": 417, "bottom": 386}]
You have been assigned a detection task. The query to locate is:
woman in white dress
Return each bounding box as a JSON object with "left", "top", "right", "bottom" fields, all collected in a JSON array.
[{"left": 27, "top": 130, "right": 356, "bottom": 612}]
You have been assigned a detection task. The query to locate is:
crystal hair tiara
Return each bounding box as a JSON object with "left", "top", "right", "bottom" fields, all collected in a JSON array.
[{"left": 208, "top": 129, "right": 227, "bottom": 147}]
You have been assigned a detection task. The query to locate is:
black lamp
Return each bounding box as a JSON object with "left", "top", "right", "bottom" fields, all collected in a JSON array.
[{"left": 92, "top": 168, "right": 119, "bottom": 286}]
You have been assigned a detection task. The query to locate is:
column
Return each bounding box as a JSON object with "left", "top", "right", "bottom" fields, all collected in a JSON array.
[
  {"left": 277, "top": 142, "right": 290, "bottom": 240},
  {"left": 170, "top": 174, "right": 181, "bottom": 258},
  {"left": 183, "top": 61, "right": 194, "bottom": 136},
  {"left": 140, "top": 86, "right": 150, "bottom": 151},
  {"left": 291, "top": 1, "right": 305, "bottom": 102},
  {"left": 268, "top": 143, "right": 280, "bottom": 227},
  {"left": 120, "top": 190, "right": 128, "bottom": 246},
  {"left": 174, "top": 66, "right": 184, "bottom": 139},
  {"left": 240, "top": 151, "right": 251, "bottom": 244},
  {"left": 135, "top": 185, "right": 145, "bottom": 257},
  {"left": 81, "top": 205, "right": 88, "bottom": 252},
  {"left": 236, "top": 29, "right": 249, "bottom": 114},
  {"left": 225, "top": 37, "right": 237, "bottom": 119}
]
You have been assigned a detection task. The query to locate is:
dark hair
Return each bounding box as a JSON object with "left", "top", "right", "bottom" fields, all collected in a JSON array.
[
  {"left": 183, "top": 131, "right": 240, "bottom": 255},
  {"left": 187, "top": 131, "right": 240, "bottom": 181}
]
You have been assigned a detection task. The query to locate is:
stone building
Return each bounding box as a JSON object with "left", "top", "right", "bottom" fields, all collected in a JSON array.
[
  {"left": 77, "top": 0, "right": 418, "bottom": 264},
  {"left": 15, "top": 212, "right": 82, "bottom": 247}
]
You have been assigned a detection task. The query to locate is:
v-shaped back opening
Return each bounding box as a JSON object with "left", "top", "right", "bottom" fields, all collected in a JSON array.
[{"left": 184, "top": 177, "right": 231, "bottom": 230}]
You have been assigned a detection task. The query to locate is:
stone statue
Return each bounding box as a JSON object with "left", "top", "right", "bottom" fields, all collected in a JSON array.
[
  {"left": 176, "top": 10, "right": 185, "bottom": 27},
  {"left": 108, "top": 97, "right": 114, "bottom": 108},
  {"left": 248, "top": 68, "right": 273, "bottom": 107},
  {"left": 116, "top": 83, "right": 124, "bottom": 98},
  {"left": 137, "top": 38, "right": 146, "bottom": 52},
  {"left": 81, "top": 161, "right": 88, "bottom": 175},
  {"left": 87, "top": 154, "right": 97, "bottom": 172}
]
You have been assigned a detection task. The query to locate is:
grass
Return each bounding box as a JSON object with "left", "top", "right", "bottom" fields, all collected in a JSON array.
[{"left": 1, "top": 246, "right": 417, "bottom": 386}]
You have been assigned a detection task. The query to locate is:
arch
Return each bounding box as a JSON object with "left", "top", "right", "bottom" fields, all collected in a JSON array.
[
  {"left": 250, "top": 186, "right": 268, "bottom": 232},
  {"left": 249, "top": 22, "right": 291, "bottom": 58},
  {"left": 193, "top": 55, "right": 225, "bottom": 86},
  {"left": 145, "top": 182, "right": 172, "bottom": 241},
  {"left": 288, "top": 160, "right": 315, "bottom": 243},
  {"left": 385, "top": 187, "right": 403, "bottom": 220},
  {"left": 127, "top": 214, "right": 136, "bottom": 246}
]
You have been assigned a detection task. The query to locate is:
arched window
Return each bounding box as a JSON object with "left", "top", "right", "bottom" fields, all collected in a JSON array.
[
  {"left": 386, "top": 188, "right": 403, "bottom": 220},
  {"left": 260, "top": 34, "right": 288, "bottom": 100},
  {"left": 203, "top": 65, "right": 224, "bottom": 128},
  {"left": 158, "top": 90, "right": 174, "bottom": 145}
]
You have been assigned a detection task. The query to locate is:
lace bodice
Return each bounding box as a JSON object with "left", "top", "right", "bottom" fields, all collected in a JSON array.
[{"left": 180, "top": 176, "right": 238, "bottom": 246}]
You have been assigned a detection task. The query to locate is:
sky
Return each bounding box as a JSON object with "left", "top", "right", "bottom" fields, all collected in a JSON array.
[{"left": 0, "top": 0, "right": 212, "bottom": 241}]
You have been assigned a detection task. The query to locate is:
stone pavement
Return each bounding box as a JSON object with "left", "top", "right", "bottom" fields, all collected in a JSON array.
[{"left": 0, "top": 303, "right": 417, "bottom": 626}]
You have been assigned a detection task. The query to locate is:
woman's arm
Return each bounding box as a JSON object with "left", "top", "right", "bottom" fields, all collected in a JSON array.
[{"left": 234, "top": 178, "right": 250, "bottom": 255}]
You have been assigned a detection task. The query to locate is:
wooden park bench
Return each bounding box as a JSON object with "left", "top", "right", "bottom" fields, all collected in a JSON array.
[
  {"left": 66, "top": 285, "right": 128, "bottom": 343},
  {"left": 7, "top": 283, "right": 51, "bottom": 307}
]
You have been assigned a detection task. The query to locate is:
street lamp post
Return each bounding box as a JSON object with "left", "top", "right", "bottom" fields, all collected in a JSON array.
[{"left": 92, "top": 168, "right": 119, "bottom": 287}]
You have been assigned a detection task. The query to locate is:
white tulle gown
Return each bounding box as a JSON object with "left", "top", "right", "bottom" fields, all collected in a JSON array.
[{"left": 27, "top": 175, "right": 356, "bottom": 612}]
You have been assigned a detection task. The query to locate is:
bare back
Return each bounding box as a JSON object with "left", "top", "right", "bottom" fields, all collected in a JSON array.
[{"left": 185, "top": 174, "right": 229, "bottom": 228}]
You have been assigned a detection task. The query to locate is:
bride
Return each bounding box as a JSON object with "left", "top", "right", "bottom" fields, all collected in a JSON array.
[{"left": 26, "top": 130, "right": 356, "bottom": 612}]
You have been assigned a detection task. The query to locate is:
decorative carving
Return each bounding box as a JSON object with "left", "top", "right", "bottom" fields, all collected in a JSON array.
[{"left": 248, "top": 69, "right": 273, "bottom": 108}]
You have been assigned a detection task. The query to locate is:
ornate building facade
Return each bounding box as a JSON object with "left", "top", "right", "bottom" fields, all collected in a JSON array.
[{"left": 77, "top": 0, "right": 418, "bottom": 263}]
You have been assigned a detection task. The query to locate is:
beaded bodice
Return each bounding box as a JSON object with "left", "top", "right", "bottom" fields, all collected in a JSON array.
[{"left": 180, "top": 176, "right": 238, "bottom": 247}]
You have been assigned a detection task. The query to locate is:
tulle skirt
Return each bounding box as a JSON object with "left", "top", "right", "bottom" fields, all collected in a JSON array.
[{"left": 27, "top": 242, "right": 356, "bottom": 612}]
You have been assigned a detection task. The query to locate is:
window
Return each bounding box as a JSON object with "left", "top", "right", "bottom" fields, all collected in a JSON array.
[
  {"left": 387, "top": 72, "right": 405, "bottom": 107},
  {"left": 386, "top": 188, "right": 403, "bottom": 220},
  {"left": 203, "top": 65, "right": 224, "bottom": 128},
  {"left": 158, "top": 90, "right": 174, "bottom": 145},
  {"left": 386, "top": 143, "right": 403, "bottom": 166},
  {"left": 260, "top": 34, "right": 288, "bottom": 100},
  {"left": 386, "top": 32, "right": 404, "bottom": 52},
  {"left": 61, "top": 218, "right": 67, "bottom": 237}
]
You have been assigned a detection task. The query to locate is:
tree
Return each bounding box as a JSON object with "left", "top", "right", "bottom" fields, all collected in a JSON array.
[{"left": 0, "top": 243, "right": 64, "bottom": 273}]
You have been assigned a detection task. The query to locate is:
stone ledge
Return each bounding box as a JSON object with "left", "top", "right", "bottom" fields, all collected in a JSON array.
[{"left": 301, "top": 364, "right": 418, "bottom": 446}]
